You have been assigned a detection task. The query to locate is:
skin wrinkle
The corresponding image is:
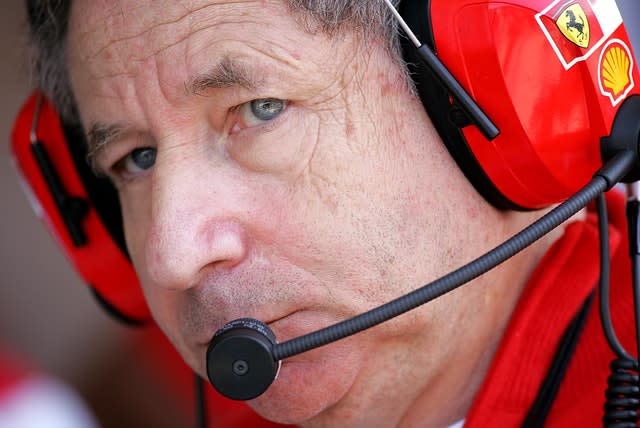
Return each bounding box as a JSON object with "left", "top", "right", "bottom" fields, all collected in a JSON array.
[
  {"left": 358, "top": 52, "right": 396, "bottom": 164},
  {"left": 336, "top": 63, "right": 361, "bottom": 156},
  {"left": 303, "top": 120, "right": 344, "bottom": 215},
  {"left": 298, "top": 55, "right": 359, "bottom": 112},
  {"left": 83, "top": 5, "right": 266, "bottom": 82},
  {"left": 274, "top": 33, "right": 361, "bottom": 111},
  {"left": 339, "top": 39, "right": 393, "bottom": 160},
  {"left": 290, "top": 46, "right": 365, "bottom": 205},
  {"left": 87, "top": 69, "right": 154, "bottom": 168},
  {"left": 152, "top": 52, "right": 176, "bottom": 120},
  {"left": 301, "top": 41, "right": 365, "bottom": 196},
  {"left": 82, "top": 1, "right": 207, "bottom": 61}
]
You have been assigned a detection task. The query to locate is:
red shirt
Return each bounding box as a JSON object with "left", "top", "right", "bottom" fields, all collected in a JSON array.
[{"left": 466, "top": 190, "right": 634, "bottom": 426}]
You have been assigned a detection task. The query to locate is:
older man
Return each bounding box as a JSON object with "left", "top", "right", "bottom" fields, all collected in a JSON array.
[{"left": 22, "top": 0, "right": 640, "bottom": 426}]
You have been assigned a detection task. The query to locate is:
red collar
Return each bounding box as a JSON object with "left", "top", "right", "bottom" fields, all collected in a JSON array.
[{"left": 465, "top": 191, "right": 626, "bottom": 427}]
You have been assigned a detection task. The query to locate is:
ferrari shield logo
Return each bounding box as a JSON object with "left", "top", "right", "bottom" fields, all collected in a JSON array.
[
  {"left": 556, "top": 4, "right": 590, "bottom": 48},
  {"left": 536, "top": 0, "right": 623, "bottom": 69}
]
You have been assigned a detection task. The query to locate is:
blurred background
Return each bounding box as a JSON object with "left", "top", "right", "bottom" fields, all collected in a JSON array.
[{"left": 0, "top": 1, "right": 193, "bottom": 426}]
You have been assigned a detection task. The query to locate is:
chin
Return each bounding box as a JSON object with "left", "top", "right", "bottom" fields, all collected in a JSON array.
[{"left": 247, "top": 345, "right": 361, "bottom": 426}]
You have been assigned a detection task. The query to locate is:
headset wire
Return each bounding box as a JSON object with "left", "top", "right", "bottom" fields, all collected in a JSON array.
[
  {"left": 599, "top": 191, "right": 640, "bottom": 427},
  {"left": 195, "top": 374, "right": 207, "bottom": 428}
]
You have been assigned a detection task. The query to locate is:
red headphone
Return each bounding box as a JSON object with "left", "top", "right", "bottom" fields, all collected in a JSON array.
[
  {"left": 10, "top": 0, "right": 640, "bottom": 323},
  {"left": 11, "top": 94, "right": 150, "bottom": 323}
]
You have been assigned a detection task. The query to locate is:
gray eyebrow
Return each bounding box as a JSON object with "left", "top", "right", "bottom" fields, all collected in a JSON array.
[
  {"left": 86, "top": 122, "right": 130, "bottom": 174},
  {"left": 187, "top": 55, "right": 260, "bottom": 94}
]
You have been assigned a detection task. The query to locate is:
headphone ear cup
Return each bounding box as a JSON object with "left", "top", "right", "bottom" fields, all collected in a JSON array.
[
  {"left": 399, "top": 0, "right": 522, "bottom": 210},
  {"left": 400, "top": 0, "right": 640, "bottom": 209},
  {"left": 11, "top": 92, "right": 151, "bottom": 324}
]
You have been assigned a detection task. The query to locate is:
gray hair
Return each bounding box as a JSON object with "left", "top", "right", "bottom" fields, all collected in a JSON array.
[{"left": 26, "top": 0, "right": 407, "bottom": 123}]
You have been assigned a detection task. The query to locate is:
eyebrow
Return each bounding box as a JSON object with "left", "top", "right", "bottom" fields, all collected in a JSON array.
[
  {"left": 86, "top": 122, "right": 130, "bottom": 174},
  {"left": 187, "top": 55, "right": 261, "bottom": 94}
]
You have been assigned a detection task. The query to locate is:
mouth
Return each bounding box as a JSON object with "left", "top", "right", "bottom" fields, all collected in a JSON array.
[{"left": 196, "top": 309, "right": 301, "bottom": 350}]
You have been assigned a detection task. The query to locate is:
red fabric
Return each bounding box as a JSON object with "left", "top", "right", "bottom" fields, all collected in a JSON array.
[
  {"left": 0, "top": 347, "right": 32, "bottom": 401},
  {"left": 465, "top": 190, "right": 635, "bottom": 427}
]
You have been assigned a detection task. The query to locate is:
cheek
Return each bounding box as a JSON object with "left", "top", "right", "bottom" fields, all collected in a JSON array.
[
  {"left": 285, "top": 140, "right": 414, "bottom": 284},
  {"left": 228, "top": 106, "right": 319, "bottom": 175},
  {"left": 120, "top": 191, "right": 150, "bottom": 279}
]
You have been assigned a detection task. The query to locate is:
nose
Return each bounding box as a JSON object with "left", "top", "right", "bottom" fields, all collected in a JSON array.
[{"left": 143, "top": 148, "right": 249, "bottom": 290}]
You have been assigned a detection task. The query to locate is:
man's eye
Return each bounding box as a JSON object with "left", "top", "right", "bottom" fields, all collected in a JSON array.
[
  {"left": 250, "top": 98, "right": 285, "bottom": 120},
  {"left": 114, "top": 147, "right": 157, "bottom": 179},
  {"left": 236, "top": 98, "right": 287, "bottom": 129}
]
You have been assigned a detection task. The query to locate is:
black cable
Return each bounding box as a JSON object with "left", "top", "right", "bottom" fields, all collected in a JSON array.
[
  {"left": 627, "top": 197, "right": 640, "bottom": 363},
  {"left": 602, "top": 191, "right": 640, "bottom": 427},
  {"left": 194, "top": 374, "right": 207, "bottom": 428},
  {"left": 272, "top": 151, "right": 637, "bottom": 361},
  {"left": 598, "top": 194, "right": 633, "bottom": 360}
]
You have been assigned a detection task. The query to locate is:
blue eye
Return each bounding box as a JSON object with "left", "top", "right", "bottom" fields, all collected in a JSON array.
[
  {"left": 129, "top": 147, "right": 156, "bottom": 170},
  {"left": 236, "top": 98, "right": 287, "bottom": 130},
  {"left": 250, "top": 99, "right": 285, "bottom": 121},
  {"left": 114, "top": 147, "right": 157, "bottom": 180}
]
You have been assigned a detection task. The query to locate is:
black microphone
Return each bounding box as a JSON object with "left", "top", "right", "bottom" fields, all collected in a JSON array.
[
  {"left": 205, "top": 144, "right": 637, "bottom": 401},
  {"left": 206, "top": 318, "right": 280, "bottom": 401}
]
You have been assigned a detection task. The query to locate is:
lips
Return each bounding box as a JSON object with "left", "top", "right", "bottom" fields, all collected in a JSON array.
[
  {"left": 195, "top": 307, "right": 340, "bottom": 359},
  {"left": 194, "top": 310, "right": 293, "bottom": 349}
]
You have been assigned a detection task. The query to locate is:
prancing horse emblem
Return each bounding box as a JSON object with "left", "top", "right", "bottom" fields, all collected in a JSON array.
[{"left": 556, "top": 3, "right": 590, "bottom": 48}]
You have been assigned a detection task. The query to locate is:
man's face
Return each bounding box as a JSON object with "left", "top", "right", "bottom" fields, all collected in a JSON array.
[{"left": 67, "top": 0, "right": 495, "bottom": 425}]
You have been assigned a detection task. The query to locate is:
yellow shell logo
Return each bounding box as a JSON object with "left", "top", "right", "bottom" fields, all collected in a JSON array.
[
  {"left": 602, "top": 46, "right": 630, "bottom": 95},
  {"left": 599, "top": 40, "right": 634, "bottom": 106}
]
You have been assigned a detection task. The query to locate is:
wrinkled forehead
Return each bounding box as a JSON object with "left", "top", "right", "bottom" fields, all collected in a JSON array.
[
  {"left": 69, "top": 0, "right": 266, "bottom": 42},
  {"left": 67, "top": 0, "right": 326, "bottom": 107},
  {"left": 67, "top": 0, "right": 288, "bottom": 77}
]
